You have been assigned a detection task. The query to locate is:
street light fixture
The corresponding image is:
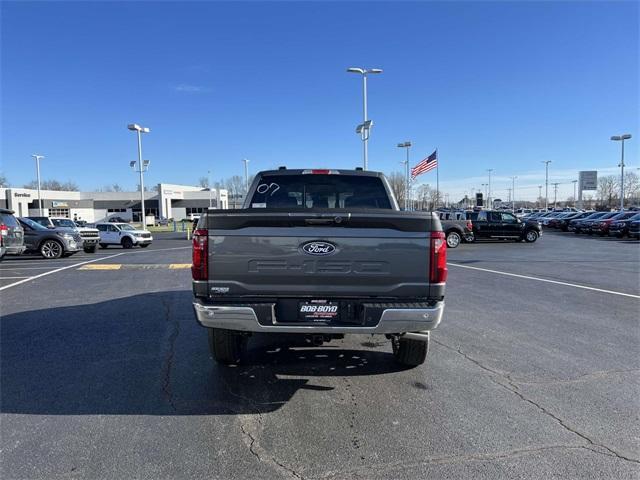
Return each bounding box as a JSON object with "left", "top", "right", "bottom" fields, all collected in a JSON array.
[
  {"left": 572, "top": 180, "right": 578, "bottom": 208},
  {"left": 397, "top": 141, "right": 412, "bottom": 210},
  {"left": 347, "top": 67, "right": 383, "bottom": 170},
  {"left": 128, "top": 123, "right": 151, "bottom": 227},
  {"left": 611, "top": 134, "right": 632, "bottom": 210},
  {"left": 31, "top": 154, "right": 45, "bottom": 215},
  {"left": 510, "top": 176, "right": 517, "bottom": 212},
  {"left": 242, "top": 158, "right": 250, "bottom": 194}
]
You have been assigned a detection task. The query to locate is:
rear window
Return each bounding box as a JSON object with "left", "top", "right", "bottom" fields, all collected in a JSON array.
[
  {"left": 248, "top": 174, "right": 392, "bottom": 209},
  {"left": 0, "top": 213, "right": 19, "bottom": 228}
]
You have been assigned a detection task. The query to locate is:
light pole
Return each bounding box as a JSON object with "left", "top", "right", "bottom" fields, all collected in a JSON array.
[
  {"left": 541, "top": 160, "right": 552, "bottom": 211},
  {"left": 208, "top": 170, "right": 213, "bottom": 208},
  {"left": 552, "top": 182, "right": 560, "bottom": 209},
  {"left": 511, "top": 176, "right": 517, "bottom": 212},
  {"left": 481, "top": 183, "right": 488, "bottom": 207},
  {"left": 242, "top": 158, "right": 250, "bottom": 194},
  {"left": 128, "top": 123, "right": 150, "bottom": 227},
  {"left": 486, "top": 169, "right": 493, "bottom": 208},
  {"left": 538, "top": 185, "right": 542, "bottom": 208},
  {"left": 31, "top": 154, "right": 45, "bottom": 215},
  {"left": 347, "top": 67, "right": 382, "bottom": 170},
  {"left": 397, "top": 142, "right": 412, "bottom": 210},
  {"left": 572, "top": 179, "right": 578, "bottom": 207},
  {"left": 611, "top": 134, "right": 632, "bottom": 210}
]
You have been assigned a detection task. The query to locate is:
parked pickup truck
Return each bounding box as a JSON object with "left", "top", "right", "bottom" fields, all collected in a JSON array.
[
  {"left": 192, "top": 168, "right": 447, "bottom": 367},
  {"left": 437, "top": 211, "right": 474, "bottom": 248},
  {"left": 27, "top": 216, "right": 100, "bottom": 253},
  {"left": 466, "top": 210, "right": 541, "bottom": 243}
]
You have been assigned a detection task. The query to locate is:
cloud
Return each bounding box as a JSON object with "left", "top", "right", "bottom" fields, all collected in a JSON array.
[{"left": 173, "top": 83, "right": 210, "bottom": 93}]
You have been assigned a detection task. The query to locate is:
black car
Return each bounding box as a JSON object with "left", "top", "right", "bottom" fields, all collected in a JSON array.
[
  {"left": 629, "top": 219, "right": 640, "bottom": 239},
  {"left": 555, "top": 211, "right": 592, "bottom": 231},
  {"left": 466, "top": 210, "right": 541, "bottom": 243},
  {"left": 608, "top": 213, "right": 640, "bottom": 238},
  {"left": 0, "top": 208, "right": 25, "bottom": 259},
  {"left": 18, "top": 217, "right": 83, "bottom": 259}
]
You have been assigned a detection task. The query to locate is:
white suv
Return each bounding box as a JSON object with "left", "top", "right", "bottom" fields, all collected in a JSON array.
[{"left": 95, "top": 223, "right": 153, "bottom": 249}]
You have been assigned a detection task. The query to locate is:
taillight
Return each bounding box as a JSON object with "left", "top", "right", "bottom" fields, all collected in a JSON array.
[
  {"left": 429, "top": 231, "right": 448, "bottom": 284},
  {"left": 0, "top": 224, "right": 7, "bottom": 235},
  {"left": 466, "top": 220, "right": 473, "bottom": 231},
  {"left": 191, "top": 229, "right": 208, "bottom": 280}
]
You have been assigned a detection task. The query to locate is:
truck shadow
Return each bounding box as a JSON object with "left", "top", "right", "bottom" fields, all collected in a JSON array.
[{"left": 1, "top": 291, "right": 409, "bottom": 417}]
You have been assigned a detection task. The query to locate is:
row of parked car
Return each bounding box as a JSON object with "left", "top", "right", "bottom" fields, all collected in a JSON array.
[
  {"left": 521, "top": 209, "right": 640, "bottom": 238},
  {"left": 0, "top": 208, "right": 154, "bottom": 260}
]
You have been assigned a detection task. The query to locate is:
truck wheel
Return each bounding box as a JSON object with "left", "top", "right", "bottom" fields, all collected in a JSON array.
[
  {"left": 84, "top": 245, "right": 98, "bottom": 253},
  {"left": 464, "top": 233, "right": 475, "bottom": 243},
  {"left": 446, "top": 231, "right": 461, "bottom": 248},
  {"left": 208, "top": 328, "right": 247, "bottom": 365},
  {"left": 100, "top": 243, "right": 108, "bottom": 249},
  {"left": 392, "top": 335, "right": 429, "bottom": 367},
  {"left": 121, "top": 237, "right": 134, "bottom": 249},
  {"left": 40, "top": 240, "right": 63, "bottom": 259},
  {"left": 524, "top": 230, "right": 539, "bottom": 243}
]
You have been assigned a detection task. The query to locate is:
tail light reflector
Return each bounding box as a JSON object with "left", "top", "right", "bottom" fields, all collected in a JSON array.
[
  {"left": 429, "top": 231, "right": 448, "bottom": 284},
  {"left": 466, "top": 220, "right": 473, "bottom": 231},
  {"left": 191, "top": 229, "right": 208, "bottom": 280}
]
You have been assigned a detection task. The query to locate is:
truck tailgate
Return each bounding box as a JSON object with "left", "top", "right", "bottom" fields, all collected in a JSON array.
[{"left": 205, "top": 210, "right": 439, "bottom": 299}]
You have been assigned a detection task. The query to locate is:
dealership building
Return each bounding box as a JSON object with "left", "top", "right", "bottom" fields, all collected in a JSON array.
[{"left": 0, "top": 183, "right": 230, "bottom": 223}]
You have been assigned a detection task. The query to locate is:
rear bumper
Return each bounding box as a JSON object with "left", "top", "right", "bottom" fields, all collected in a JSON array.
[
  {"left": 192, "top": 299, "right": 444, "bottom": 334},
  {"left": 3, "top": 245, "right": 26, "bottom": 255}
]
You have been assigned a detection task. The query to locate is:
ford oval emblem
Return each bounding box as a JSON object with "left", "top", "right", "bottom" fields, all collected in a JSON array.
[{"left": 301, "top": 241, "right": 336, "bottom": 256}]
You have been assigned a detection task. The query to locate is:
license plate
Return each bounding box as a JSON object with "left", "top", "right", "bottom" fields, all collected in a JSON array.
[{"left": 298, "top": 300, "right": 339, "bottom": 322}]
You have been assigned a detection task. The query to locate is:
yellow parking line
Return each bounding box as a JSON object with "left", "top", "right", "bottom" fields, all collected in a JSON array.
[
  {"left": 169, "top": 263, "right": 192, "bottom": 269},
  {"left": 78, "top": 264, "right": 122, "bottom": 270}
]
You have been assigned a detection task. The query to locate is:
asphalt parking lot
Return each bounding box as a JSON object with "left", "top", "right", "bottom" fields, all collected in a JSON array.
[{"left": 1, "top": 231, "right": 638, "bottom": 479}]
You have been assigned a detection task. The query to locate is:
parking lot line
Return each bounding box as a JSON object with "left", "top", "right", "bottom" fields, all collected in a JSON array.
[
  {"left": 0, "top": 276, "right": 30, "bottom": 279},
  {"left": 0, "top": 253, "right": 126, "bottom": 292},
  {"left": 169, "top": 263, "right": 191, "bottom": 269},
  {"left": 77, "top": 264, "right": 122, "bottom": 270},
  {"left": 448, "top": 262, "right": 640, "bottom": 299}
]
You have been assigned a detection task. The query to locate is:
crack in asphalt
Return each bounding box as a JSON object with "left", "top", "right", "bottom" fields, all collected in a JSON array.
[
  {"left": 219, "top": 373, "right": 307, "bottom": 480},
  {"left": 433, "top": 339, "right": 640, "bottom": 465},
  {"left": 319, "top": 444, "right": 627, "bottom": 479},
  {"left": 160, "top": 296, "right": 179, "bottom": 412}
]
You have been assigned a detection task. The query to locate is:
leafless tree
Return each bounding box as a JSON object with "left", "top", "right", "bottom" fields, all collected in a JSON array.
[
  {"left": 0, "top": 173, "right": 8, "bottom": 187},
  {"left": 24, "top": 179, "right": 79, "bottom": 191},
  {"left": 387, "top": 172, "right": 406, "bottom": 206},
  {"left": 198, "top": 177, "right": 209, "bottom": 188},
  {"left": 597, "top": 175, "right": 618, "bottom": 208}
]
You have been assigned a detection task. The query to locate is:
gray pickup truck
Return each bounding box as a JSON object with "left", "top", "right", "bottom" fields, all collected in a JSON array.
[{"left": 192, "top": 168, "right": 447, "bottom": 367}]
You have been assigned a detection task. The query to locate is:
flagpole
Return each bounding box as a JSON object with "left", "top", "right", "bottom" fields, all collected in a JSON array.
[{"left": 436, "top": 148, "right": 439, "bottom": 210}]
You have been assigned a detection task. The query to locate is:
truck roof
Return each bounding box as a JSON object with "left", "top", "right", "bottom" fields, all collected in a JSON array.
[{"left": 258, "top": 168, "right": 384, "bottom": 178}]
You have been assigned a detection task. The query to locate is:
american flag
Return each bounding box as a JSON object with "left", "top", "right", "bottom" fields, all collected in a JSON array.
[{"left": 411, "top": 150, "right": 437, "bottom": 178}]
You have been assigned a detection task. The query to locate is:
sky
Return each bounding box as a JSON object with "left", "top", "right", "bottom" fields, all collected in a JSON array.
[{"left": 2, "top": 0, "right": 638, "bottom": 202}]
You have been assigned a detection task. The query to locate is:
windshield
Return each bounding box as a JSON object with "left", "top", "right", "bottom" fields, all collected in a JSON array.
[
  {"left": 19, "top": 217, "right": 49, "bottom": 231},
  {"left": 249, "top": 174, "right": 392, "bottom": 209},
  {"left": 118, "top": 224, "right": 136, "bottom": 231},
  {"left": 52, "top": 219, "right": 76, "bottom": 228}
]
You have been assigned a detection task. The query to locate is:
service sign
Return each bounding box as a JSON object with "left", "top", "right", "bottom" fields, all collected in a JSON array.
[{"left": 579, "top": 171, "right": 597, "bottom": 191}]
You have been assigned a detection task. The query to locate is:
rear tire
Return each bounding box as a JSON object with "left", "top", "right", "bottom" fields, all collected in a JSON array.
[
  {"left": 392, "top": 334, "right": 429, "bottom": 367},
  {"left": 121, "top": 237, "right": 134, "bottom": 249},
  {"left": 445, "top": 231, "right": 461, "bottom": 249},
  {"left": 100, "top": 243, "right": 108, "bottom": 249},
  {"left": 208, "top": 328, "right": 247, "bottom": 365}
]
